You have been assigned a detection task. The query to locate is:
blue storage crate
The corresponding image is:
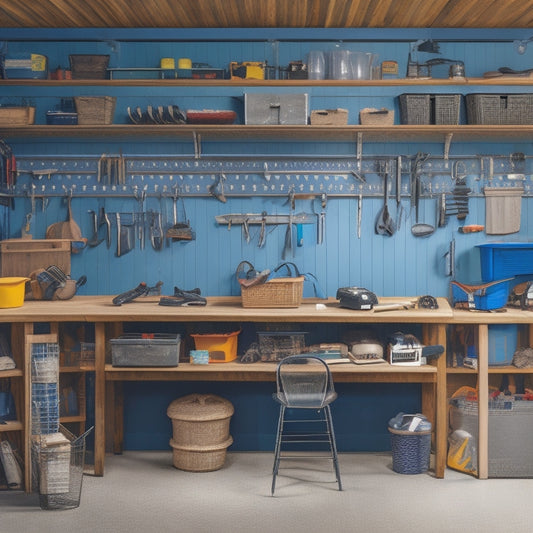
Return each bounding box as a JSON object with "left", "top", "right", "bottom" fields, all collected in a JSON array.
[
  {"left": 451, "top": 278, "right": 513, "bottom": 310},
  {"left": 478, "top": 243, "right": 533, "bottom": 282},
  {"left": 488, "top": 324, "right": 518, "bottom": 366}
]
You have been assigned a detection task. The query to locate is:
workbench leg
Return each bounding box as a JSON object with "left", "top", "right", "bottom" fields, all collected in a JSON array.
[
  {"left": 477, "top": 324, "right": 489, "bottom": 479},
  {"left": 94, "top": 322, "right": 106, "bottom": 476},
  {"left": 105, "top": 381, "right": 123, "bottom": 454},
  {"left": 422, "top": 323, "right": 447, "bottom": 479}
]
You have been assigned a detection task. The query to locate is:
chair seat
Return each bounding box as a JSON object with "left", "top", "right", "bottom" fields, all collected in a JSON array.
[{"left": 272, "top": 390, "right": 338, "bottom": 408}]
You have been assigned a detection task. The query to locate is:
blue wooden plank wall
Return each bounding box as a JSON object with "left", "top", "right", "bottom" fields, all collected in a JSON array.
[{"left": 2, "top": 28, "right": 533, "bottom": 451}]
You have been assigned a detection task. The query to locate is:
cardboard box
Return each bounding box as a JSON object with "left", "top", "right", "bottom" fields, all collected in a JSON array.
[
  {"left": 310, "top": 108, "right": 348, "bottom": 125},
  {"left": 244, "top": 93, "right": 308, "bottom": 125}
]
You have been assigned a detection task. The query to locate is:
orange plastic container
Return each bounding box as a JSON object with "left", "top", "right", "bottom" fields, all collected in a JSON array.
[{"left": 190, "top": 330, "right": 240, "bottom": 363}]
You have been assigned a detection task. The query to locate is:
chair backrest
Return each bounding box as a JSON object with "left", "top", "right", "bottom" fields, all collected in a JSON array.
[{"left": 276, "top": 355, "right": 336, "bottom": 408}]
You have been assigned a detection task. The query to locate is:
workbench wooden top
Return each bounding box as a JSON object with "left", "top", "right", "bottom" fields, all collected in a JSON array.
[
  {"left": 0, "top": 295, "right": 453, "bottom": 323},
  {"left": 105, "top": 360, "right": 438, "bottom": 383}
]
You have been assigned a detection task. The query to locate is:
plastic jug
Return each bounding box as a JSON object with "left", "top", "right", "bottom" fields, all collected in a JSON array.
[{"left": 350, "top": 52, "right": 378, "bottom": 80}]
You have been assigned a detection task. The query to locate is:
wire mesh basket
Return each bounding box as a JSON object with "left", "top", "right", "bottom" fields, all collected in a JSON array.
[
  {"left": 32, "top": 425, "right": 91, "bottom": 510},
  {"left": 466, "top": 93, "right": 533, "bottom": 125}
]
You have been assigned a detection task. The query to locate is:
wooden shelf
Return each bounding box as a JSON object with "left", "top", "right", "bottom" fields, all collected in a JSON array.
[
  {"left": 0, "top": 420, "right": 23, "bottom": 432},
  {"left": 2, "top": 124, "right": 533, "bottom": 143},
  {"left": 0, "top": 369, "right": 23, "bottom": 378},
  {"left": 1, "top": 77, "right": 533, "bottom": 87},
  {"left": 60, "top": 365, "right": 94, "bottom": 373}
]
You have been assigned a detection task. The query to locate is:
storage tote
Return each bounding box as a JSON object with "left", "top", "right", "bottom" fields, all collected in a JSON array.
[
  {"left": 451, "top": 278, "right": 513, "bottom": 310},
  {"left": 478, "top": 242, "right": 533, "bottom": 282},
  {"left": 399, "top": 93, "right": 461, "bottom": 125},
  {"left": 110, "top": 333, "right": 181, "bottom": 367},
  {"left": 449, "top": 397, "right": 533, "bottom": 477},
  {"left": 190, "top": 330, "right": 240, "bottom": 363}
]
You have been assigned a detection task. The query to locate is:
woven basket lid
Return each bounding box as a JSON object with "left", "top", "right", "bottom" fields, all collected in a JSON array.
[{"left": 167, "top": 394, "right": 234, "bottom": 421}]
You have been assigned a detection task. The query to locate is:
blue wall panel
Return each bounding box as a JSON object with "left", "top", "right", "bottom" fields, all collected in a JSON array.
[{"left": 2, "top": 28, "right": 533, "bottom": 451}]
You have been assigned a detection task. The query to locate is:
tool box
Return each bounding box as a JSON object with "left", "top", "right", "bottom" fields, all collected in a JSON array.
[{"left": 244, "top": 93, "right": 309, "bottom": 125}]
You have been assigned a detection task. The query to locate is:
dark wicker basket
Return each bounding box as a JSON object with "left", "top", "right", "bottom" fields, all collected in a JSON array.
[
  {"left": 389, "top": 427, "right": 431, "bottom": 474},
  {"left": 69, "top": 54, "right": 109, "bottom": 80},
  {"left": 399, "top": 93, "right": 461, "bottom": 125},
  {"left": 466, "top": 93, "right": 533, "bottom": 125}
]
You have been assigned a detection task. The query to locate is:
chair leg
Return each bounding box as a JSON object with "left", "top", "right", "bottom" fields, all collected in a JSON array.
[
  {"left": 325, "top": 405, "right": 342, "bottom": 491},
  {"left": 271, "top": 405, "right": 285, "bottom": 495}
]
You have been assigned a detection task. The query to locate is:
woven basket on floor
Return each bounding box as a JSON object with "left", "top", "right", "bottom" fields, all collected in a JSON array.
[
  {"left": 74, "top": 96, "right": 116, "bottom": 125},
  {"left": 169, "top": 437, "right": 233, "bottom": 472},
  {"left": 241, "top": 276, "right": 304, "bottom": 308},
  {"left": 167, "top": 394, "right": 234, "bottom": 471}
]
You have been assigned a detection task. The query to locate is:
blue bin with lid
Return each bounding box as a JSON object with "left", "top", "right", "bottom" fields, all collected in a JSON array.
[{"left": 478, "top": 243, "right": 533, "bottom": 282}]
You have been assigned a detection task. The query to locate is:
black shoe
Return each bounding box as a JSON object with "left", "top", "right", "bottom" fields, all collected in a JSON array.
[
  {"left": 159, "top": 292, "right": 207, "bottom": 307},
  {"left": 112, "top": 282, "right": 148, "bottom": 306},
  {"left": 174, "top": 286, "right": 201, "bottom": 296}
]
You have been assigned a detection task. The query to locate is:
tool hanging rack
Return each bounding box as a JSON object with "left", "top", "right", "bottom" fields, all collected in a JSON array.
[{"left": 5, "top": 153, "right": 533, "bottom": 199}]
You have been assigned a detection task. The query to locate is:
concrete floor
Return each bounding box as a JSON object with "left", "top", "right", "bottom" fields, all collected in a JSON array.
[{"left": 0, "top": 451, "right": 531, "bottom": 533}]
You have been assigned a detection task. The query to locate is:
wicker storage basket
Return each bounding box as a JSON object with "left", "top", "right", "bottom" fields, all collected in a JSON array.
[
  {"left": 69, "top": 54, "right": 109, "bottom": 79},
  {"left": 241, "top": 276, "right": 304, "bottom": 308},
  {"left": 399, "top": 93, "right": 461, "bottom": 125},
  {"left": 466, "top": 93, "right": 533, "bottom": 125},
  {"left": 0, "top": 106, "right": 36, "bottom": 125},
  {"left": 359, "top": 107, "right": 394, "bottom": 125},
  {"left": 74, "top": 96, "right": 116, "bottom": 125},
  {"left": 167, "top": 394, "right": 234, "bottom": 472}
]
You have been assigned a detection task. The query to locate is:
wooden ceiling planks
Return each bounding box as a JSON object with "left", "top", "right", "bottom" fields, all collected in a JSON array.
[{"left": 0, "top": 0, "right": 532, "bottom": 29}]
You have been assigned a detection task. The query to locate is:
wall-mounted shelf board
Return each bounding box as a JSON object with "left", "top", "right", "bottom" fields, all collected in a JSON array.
[{"left": 1, "top": 77, "right": 533, "bottom": 87}]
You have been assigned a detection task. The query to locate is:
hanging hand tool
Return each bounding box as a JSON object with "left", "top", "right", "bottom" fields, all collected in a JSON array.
[
  {"left": 87, "top": 209, "right": 104, "bottom": 247},
  {"left": 375, "top": 161, "right": 395, "bottom": 236},
  {"left": 21, "top": 213, "right": 32, "bottom": 239},
  {"left": 396, "top": 155, "right": 403, "bottom": 229},
  {"left": 257, "top": 211, "right": 267, "bottom": 248},
  {"left": 317, "top": 193, "right": 327, "bottom": 244},
  {"left": 357, "top": 192, "right": 362, "bottom": 239}
]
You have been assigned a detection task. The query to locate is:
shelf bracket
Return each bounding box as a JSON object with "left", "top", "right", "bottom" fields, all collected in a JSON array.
[
  {"left": 193, "top": 132, "right": 202, "bottom": 159},
  {"left": 444, "top": 133, "right": 453, "bottom": 160},
  {"left": 356, "top": 132, "right": 363, "bottom": 171}
]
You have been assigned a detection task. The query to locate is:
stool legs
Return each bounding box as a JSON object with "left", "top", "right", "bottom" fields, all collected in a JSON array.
[
  {"left": 324, "top": 405, "right": 342, "bottom": 491},
  {"left": 271, "top": 405, "right": 342, "bottom": 495}
]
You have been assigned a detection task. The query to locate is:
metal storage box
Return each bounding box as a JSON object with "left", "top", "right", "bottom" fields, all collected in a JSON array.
[
  {"left": 449, "top": 398, "right": 533, "bottom": 477},
  {"left": 244, "top": 93, "right": 309, "bottom": 125},
  {"left": 0, "top": 239, "right": 71, "bottom": 277},
  {"left": 478, "top": 242, "right": 533, "bottom": 282},
  {"left": 110, "top": 334, "right": 181, "bottom": 367}
]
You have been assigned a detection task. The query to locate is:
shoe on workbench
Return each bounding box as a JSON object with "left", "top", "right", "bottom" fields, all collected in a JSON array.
[
  {"left": 174, "top": 286, "right": 201, "bottom": 296},
  {"left": 112, "top": 282, "right": 148, "bottom": 306},
  {"left": 159, "top": 290, "right": 207, "bottom": 307}
]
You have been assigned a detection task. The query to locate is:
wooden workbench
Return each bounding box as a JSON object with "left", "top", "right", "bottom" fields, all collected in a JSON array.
[{"left": 1, "top": 295, "right": 451, "bottom": 480}]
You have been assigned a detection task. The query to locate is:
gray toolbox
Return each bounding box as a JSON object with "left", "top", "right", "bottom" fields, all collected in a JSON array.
[
  {"left": 110, "top": 333, "right": 181, "bottom": 367},
  {"left": 244, "top": 93, "right": 309, "bottom": 125}
]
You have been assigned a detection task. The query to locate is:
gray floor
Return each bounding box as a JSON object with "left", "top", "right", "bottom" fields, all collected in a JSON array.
[{"left": 0, "top": 451, "right": 531, "bottom": 533}]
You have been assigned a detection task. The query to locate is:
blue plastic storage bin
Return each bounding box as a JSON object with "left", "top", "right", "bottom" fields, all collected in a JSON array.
[
  {"left": 478, "top": 243, "right": 533, "bottom": 282},
  {"left": 451, "top": 278, "right": 513, "bottom": 310},
  {"left": 488, "top": 324, "right": 518, "bottom": 366}
]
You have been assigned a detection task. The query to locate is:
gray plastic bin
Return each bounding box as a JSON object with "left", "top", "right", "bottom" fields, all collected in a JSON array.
[{"left": 110, "top": 334, "right": 181, "bottom": 367}]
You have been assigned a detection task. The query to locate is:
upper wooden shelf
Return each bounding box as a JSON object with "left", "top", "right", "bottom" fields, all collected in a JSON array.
[
  {"left": 2, "top": 124, "right": 533, "bottom": 143},
  {"left": 1, "top": 77, "right": 533, "bottom": 87}
]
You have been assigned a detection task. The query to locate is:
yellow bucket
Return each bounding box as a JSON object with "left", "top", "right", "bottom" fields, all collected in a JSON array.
[{"left": 0, "top": 277, "right": 30, "bottom": 308}]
